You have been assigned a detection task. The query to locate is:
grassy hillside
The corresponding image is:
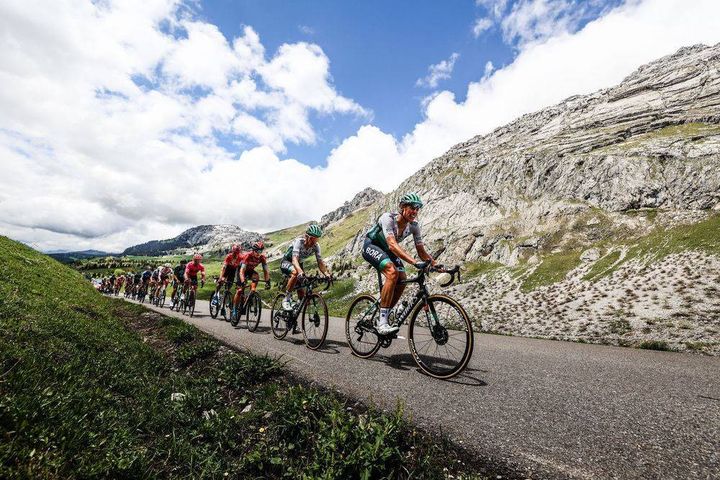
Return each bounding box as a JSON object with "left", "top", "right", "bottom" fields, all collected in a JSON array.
[{"left": 0, "top": 236, "right": 488, "bottom": 478}]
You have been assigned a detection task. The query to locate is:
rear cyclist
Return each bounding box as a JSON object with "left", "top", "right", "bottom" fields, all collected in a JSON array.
[
  {"left": 212, "top": 244, "right": 243, "bottom": 307},
  {"left": 362, "top": 193, "right": 435, "bottom": 335},
  {"left": 183, "top": 253, "right": 206, "bottom": 297},
  {"left": 233, "top": 241, "right": 271, "bottom": 318},
  {"left": 281, "top": 224, "right": 331, "bottom": 312}
]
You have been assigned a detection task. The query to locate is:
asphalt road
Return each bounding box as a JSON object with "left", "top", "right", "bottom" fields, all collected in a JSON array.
[{"left": 128, "top": 297, "right": 720, "bottom": 479}]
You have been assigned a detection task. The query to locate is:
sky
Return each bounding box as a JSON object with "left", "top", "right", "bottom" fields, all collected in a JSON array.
[{"left": 1, "top": 0, "right": 719, "bottom": 252}]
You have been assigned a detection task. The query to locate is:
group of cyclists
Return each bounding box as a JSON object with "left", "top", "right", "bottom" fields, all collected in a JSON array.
[
  {"left": 95, "top": 193, "right": 473, "bottom": 379},
  {"left": 99, "top": 192, "right": 433, "bottom": 333}
]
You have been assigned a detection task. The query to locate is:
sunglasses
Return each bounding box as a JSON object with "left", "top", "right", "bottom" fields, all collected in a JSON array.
[{"left": 406, "top": 203, "right": 422, "bottom": 211}]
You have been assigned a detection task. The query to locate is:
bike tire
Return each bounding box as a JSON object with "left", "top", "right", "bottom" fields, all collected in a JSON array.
[
  {"left": 301, "top": 293, "right": 328, "bottom": 350},
  {"left": 159, "top": 291, "right": 166, "bottom": 308},
  {"left": 189, "top": 291, "right": 195, "bottom": 317},
  {"left": 407, "top": 294, "right": 474, "bottom": 380},
  {"left": 221, "top": 290, "right": 231, "bottom": 321},
  {"left": 344, "top": 294, "right": 382, "bottom": 359},
  {"left": 209, "top": 292, "right": 220, "bottom": 319},
  {"left": 245, "top": 292, "right": 262, "bottom": 332},
  {"left": 270, "top": 293, "right": 289, "bottom": 340}
]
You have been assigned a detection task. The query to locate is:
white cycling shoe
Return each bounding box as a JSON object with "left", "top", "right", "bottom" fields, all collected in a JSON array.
[
  {"left": 282, "top": 299, "right": 294, "bottom": 311},
  {"left": 376, "top": 323, "right": 399, "bottom": 335}
]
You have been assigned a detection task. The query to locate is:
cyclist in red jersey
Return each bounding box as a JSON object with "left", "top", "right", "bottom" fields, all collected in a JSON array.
[
  {"left": 183, "top": 253, "right": 206, "bottom": 295},
  {"left": 212, "top": 244, "right": 243, "bottom": 307},
  {"left": 232, "top": 241, "right": 270, "bottom": 318}
]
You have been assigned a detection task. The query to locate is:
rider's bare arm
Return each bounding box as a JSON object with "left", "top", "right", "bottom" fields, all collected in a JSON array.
[
  {"left": 292, "top": 255, "right": 304, "bottom": 276},
  {"left": 239, "top": 264, "right": 247, "bottom": 283},
  {"left": 415, "top": 243, "right": 436, "bottom": 266},
  {"left": 318, "top": 260, "right": 331, "bottom": 277},
  {"left": 262, "top": 262, "right": 270, "bottom": 281},
  {"left": 387, "top": 234, "right": 418, "bottom": 265}
]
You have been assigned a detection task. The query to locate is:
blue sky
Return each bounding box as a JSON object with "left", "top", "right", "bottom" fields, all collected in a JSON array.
[
  {"left": 2, "top": 0, "right": 719, "bottom": 251},
  {"left": 197, "top": 0, "right": 620, "bottom": 166}
]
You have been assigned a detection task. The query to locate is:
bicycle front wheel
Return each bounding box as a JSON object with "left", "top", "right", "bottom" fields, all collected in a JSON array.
[
  {"left": 407, "top": 294, "right": 474, "bottom": 380},
  {"left": 221, "top": 290, "right": 231, "bottom": 321},
  {"left": 270, "top": 294, "right": 289, "bottom": 339},
  {"left": 209, "top": 292, "right": 220, "bottom": 319},
  {"left": 189, "top": 291, "right": 196, "bottom": 317},
  {"left": 245, "top": 292, "right": 262, "bottom": 332},
  {"left": 345, "top": 295, "right": 381, "bottom": 359},
  {"left": 301, "top": 293, "right": 328, "bottom": 350},
  {"left": 159, "top": 291, "right": 166, "bottom": 308}
]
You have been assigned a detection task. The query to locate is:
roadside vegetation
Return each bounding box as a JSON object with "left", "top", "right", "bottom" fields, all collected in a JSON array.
[{"left": 1, "top": 236, "right": 492, "bottom": 479}]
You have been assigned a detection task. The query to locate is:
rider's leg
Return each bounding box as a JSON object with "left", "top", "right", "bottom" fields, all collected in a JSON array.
[
  {"left": 379, "top": 263, "right": 399, "bottom": 328},
  {"left": 389, "top": 271, "right": 407, "bottom": 308}
]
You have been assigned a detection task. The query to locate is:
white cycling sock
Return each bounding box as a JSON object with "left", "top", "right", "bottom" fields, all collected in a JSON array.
[
  {"left": 379, "top": 308, "right": 390, "bottom": 326},
  {"left": 284, "top": 292, "right": 292, "bottom": 301}
]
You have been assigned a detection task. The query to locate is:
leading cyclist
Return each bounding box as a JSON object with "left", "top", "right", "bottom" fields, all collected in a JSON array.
[{"left": 362, "top": 192, "right": 435, "bottom": 335}]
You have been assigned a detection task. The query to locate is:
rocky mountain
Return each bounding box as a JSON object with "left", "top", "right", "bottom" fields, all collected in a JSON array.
[
  {"left": 320, "top": 188, "right": 383, "bottom": 227},
  {"left": 331, "top": 44, "right": 720, "bottom": 354},
  {"left": 123, "top": 225, "right": 263, "bottom": 256}
]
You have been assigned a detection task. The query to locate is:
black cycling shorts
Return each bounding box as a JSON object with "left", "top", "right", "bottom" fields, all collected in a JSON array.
[
  {"left": 223, "top": 267, "right": 237, "bottom": 286},
  {"left": 187, "top": 276, "right": 198, "bottom": 286},
  {"left": 362, "top": 238, "right": 404, "bottom": 272}
]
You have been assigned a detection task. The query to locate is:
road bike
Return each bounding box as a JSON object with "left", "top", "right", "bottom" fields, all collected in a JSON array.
[
  {"left": 181, "top": 280, "right": 202, "bottom": 317},
  {"left": 154, "top": 283, "right": 168, "bottom": 307},
  {"left": 169, "top": 281, "right": 183, "bottom": 311},
  {"left": 209, "top": 276, "right": 233, "bottom": 320},
  {"left": 269, "top": 274, "right": 332, "bottom": 350},
  {"left": 345, "top": 262, "right": 473, "bottom": 380},
  {"left": 231, "top": 278, "right": 270, "bottom": 331}
]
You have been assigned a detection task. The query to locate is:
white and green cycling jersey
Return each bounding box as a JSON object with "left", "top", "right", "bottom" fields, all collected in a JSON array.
[
  {"left": 283, "top": 237, "right": 323, "bottom": 263},
  {"left": 366, "top": 212, "right": 423, "bottom": 251}
]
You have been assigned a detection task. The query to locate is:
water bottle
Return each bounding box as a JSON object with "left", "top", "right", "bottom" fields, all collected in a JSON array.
[{"left": 395, "top": 300, "right": 409, "bottom": 322}]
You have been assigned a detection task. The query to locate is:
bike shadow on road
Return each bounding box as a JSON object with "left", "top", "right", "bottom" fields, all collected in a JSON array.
[
  {"left": 282, "top": 337, "right": 349, "bottom": 354},
  {"left": 366, "top": 353, "right": 487, "bottom": 387}
]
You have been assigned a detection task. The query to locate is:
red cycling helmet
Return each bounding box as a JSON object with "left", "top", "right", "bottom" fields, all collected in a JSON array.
[
  {"left": 193, "top": 253, "right": 202, "bottom": 260},
  {"left": 252, "top": 241, "right": 264, "bottom": 252},
  {"left": 231, "top": 244, "right": 240, "bottom": 253}
]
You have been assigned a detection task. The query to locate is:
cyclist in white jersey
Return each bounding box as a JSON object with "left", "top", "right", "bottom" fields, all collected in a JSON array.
[{"left": 362, "top": 193, "right": 435, "bottom": 334}]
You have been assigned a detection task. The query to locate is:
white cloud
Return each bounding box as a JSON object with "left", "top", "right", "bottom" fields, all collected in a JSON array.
[
  {"left": 1, "top": 0, "right": 720, "bottom": 252},
  {"left": 472, "top": 17, "right": 494, "bottom": 38},
  {"left": 298, "top": 25, "right": 315, "bottom": 35},
  {"left": 416, "top": 53, "right": 461, "bottom": 88},
  {"left": 473, "top": 17, "right": 493, "bottom": 38}
]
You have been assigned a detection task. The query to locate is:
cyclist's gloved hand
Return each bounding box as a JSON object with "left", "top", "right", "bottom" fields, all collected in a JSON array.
[
  {"left": 200, "top": 280, "right": 205, "bottom": 288},
  {"left": 265, "top": 280, "right": 271, "bottom": 289},
  {"left": 414, "top": 261, "right": 428, "bottom": 270}
]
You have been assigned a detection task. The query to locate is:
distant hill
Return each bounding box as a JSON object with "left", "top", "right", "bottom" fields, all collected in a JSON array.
[
  {"left": 122, "top": 225, "right": 263, "bottom": 256},
  {"left": 49, "top": 250, "right": 116, "bottom": 264}
]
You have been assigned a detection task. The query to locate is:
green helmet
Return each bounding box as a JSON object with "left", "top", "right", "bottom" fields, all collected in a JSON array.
[
  {"left": 399, "top": 192, "right": 423, "bottom": 208},
  {"left": 306, "top": 224, "right": 323, "bottom": 238}
]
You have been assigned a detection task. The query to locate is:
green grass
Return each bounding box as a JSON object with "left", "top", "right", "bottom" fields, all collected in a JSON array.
[
  {"left": 323, "top": 278, "right": 357, "bottom": 317},
  {"left": 583, "top": 213, "right": 720, "bottom": 281},
  {"left": 462, "top": 260, "right": 504, "bottom": 279},
  {"left": 265, "top": 222, "right": 312, "bottom": 248},
  {"left": 583, "top": 250, "right": 622, "bottom": 282},
  {"left": 0, "top": 236, "right": 486, "bottom": 479},
  {"left": 520, "top": 250, "right": 582, "bottom": 292},
  {"left": 321, "top": 207, "right": 372, "bottom": 257}
]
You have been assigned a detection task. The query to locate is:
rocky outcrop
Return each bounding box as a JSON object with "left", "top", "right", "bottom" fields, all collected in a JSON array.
[
  {"left": 336, "top": 44, "right": 720, "bottom": 267},
  {"left": 320, "top": 188, "right": 383, "bottom": 227},
  {"left": 123, "top": 225, "right": 262, "bottom": 256}
]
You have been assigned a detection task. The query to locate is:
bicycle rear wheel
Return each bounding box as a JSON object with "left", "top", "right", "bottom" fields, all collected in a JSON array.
[
  {"left": 345, "top": 295, "right": 381, "bottom": 358},
  {"left": 301, "top": 293, "right": 328, "bottom": 350},
  {"left": 270, "top": 294, "right": 289, "bottom": 339},
  {"left": 407, "top": 294, "right": 474, "bottom": 379},
  {"left": 245, "top": 292, "right": 262, "bottom": 332}
]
